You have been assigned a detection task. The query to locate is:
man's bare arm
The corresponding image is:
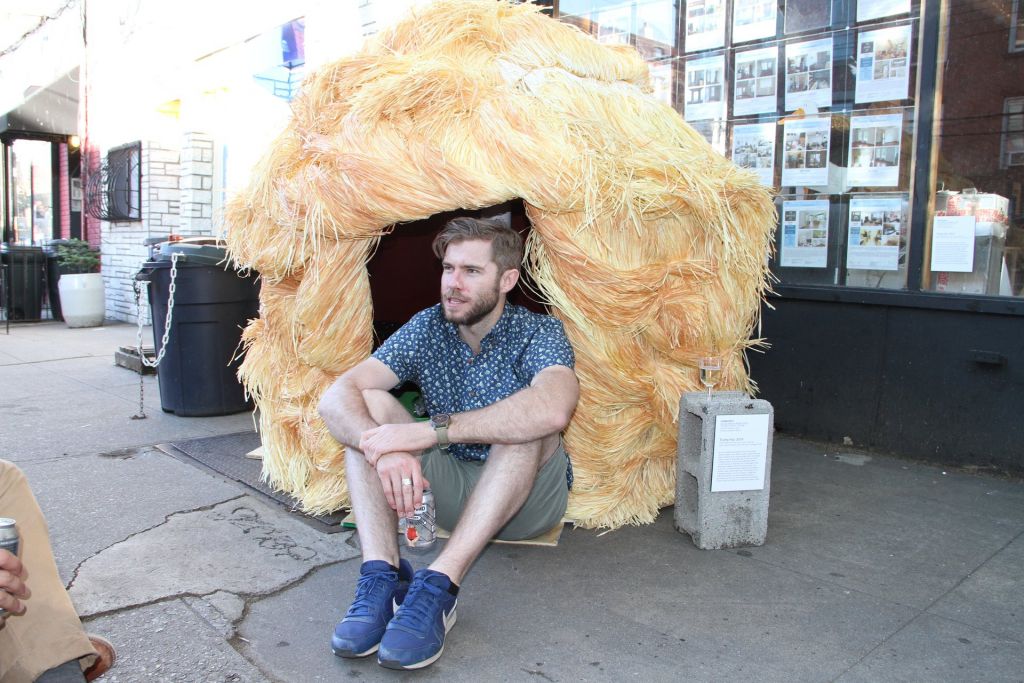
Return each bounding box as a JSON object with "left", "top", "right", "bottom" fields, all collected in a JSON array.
[
  {"left": 450, "top": 365, "right": 579, "bottom": 444},
  {"left": 358, "top": 365, "right": 579, "bottom": 460},
  {"left": 317, "top": 357, "right": 401, "bottom": 450}
]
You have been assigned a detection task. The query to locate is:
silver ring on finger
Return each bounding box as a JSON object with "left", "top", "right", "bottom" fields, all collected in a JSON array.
[{"left": 402, "top": 478, "right": 412, "bottom": 486}]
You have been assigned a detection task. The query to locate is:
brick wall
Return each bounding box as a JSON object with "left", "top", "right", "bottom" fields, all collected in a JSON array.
[
  {"left": 179, "top": 132, "right": 214, "bottom": 235},
  {"left": 58, "top": 143, "right": 71, "bottom": 239},
  {"left": 101, "top": 133, "right": 217, "bottom": 322},
  {"left": 102, "top": 140, "right": 180, "bottom": 322}
]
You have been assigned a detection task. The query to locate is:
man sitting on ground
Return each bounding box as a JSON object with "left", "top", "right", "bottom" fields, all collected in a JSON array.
[
  {"left": 0, "top": 459, "right": 115, "bottom": 682},
  {"left": 318, "top": 216, "right": 579, "bottom": 670}
]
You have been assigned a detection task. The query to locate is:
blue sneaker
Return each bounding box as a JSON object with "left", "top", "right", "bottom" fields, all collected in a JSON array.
[
  {"left": 332, "top": 559, "right": 413, "bottom": 658},
  {"left": 377, "top": 569, "right": 459, "bottom": 670}
]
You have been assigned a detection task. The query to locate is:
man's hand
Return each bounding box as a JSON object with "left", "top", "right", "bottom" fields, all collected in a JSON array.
[
  {"left": 0, "top": 549, "right": 29, "bottom": 616},
  {"left": 360, "top": 422, "right": 436, "bottom": 466},
  {"left": 375, "top": 452, "right": 429, "bottom": 518}
]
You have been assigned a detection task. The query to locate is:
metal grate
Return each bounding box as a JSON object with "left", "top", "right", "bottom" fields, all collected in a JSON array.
[{"left": 85, "top": 141, "right": 141, "bottom": 221}]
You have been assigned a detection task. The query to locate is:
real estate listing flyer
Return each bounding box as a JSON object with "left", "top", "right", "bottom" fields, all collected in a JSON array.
[
  {"left": 734, "top": 46, "right": 779, "bottom": 116},
  {"left": 784, "top": 37, "right": 833, "bottom": 112},
  {"left": 847, "top": 196, "right": 904, "bottom": 270},
  {"left": 781, "top": 116, "right": 831, "bottom": 187},
  {"left": 732, "top": 122, "right": 777, "bottom": 186},
  {"left": 685, "top": 54, "right": 726, "bottom": 121},
  {"left": 685, "top": 0, "right": 726, "bottom": 52},
  {"left": 847, "top": 113, "right": 903, "bottom": 187},
  {"left": 855, "top": 25, "right": 911, "bottom": 103},
  {"left": 780, "top": 199, "right": 830, "bottom": 268},
  {"left": 732, "top": 0, "right": 777, "bottom": 43},
  {"left": 857, "top": 0, "right": 911, "bottom": 23}
]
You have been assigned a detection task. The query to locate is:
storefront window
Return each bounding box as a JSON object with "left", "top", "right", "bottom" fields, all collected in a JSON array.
[
  {"left": 926, "top": 0, "right": 1024, "bottom": 297},
  {"left": 1011, "top": 0, "right": 1024, "bottom": 52},
  {"left": 7, "top": 139, "right": 54, "bottom": 245},
  {"left": 556, "top": 1, "right": 923, "bottom": 291}
]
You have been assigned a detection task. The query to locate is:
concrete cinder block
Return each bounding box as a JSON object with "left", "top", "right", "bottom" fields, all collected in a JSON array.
[{"left": 675, "top": 391, "right": 774, "bottom": 550}]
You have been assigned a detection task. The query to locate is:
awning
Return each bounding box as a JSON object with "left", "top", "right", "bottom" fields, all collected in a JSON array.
[{"left": 0, "top": 67, "right": 79, "bottom": 140}]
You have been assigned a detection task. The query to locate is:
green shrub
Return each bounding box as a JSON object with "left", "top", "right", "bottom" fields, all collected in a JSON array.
[{"left": 57, "top": 239, "right": 101, "bottom": 274}]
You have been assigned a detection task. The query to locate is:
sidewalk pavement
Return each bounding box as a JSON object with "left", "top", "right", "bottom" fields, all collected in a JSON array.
[{"left": 1, "top": 321, "right": 1022, "bottom": 682}]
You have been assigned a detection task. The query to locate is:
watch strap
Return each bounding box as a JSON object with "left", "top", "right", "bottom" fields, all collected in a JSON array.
[{"left": 435, "top": 424, "right": 450, "bottom": 450}]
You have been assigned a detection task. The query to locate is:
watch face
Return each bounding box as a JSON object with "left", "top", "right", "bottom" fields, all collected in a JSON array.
[{"left": 432, "top": 413, "right": 450, "bottom": 428}]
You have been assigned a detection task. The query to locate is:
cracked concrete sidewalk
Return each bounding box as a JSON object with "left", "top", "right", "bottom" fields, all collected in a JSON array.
[{"left": 3, "top": 322, "right": 1023, "bottom": 683}]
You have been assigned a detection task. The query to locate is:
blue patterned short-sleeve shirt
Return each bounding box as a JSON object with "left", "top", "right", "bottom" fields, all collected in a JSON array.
[{"left": 372, "top": 303, "right": 575, "bottom": 488}]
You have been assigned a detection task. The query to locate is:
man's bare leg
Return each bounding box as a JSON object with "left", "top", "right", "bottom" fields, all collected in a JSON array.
[
  {"left": 428, "top": 433, "right": 560, "bottom": 585},
  {"left": 344, "top": 390, "right": 414, "bottom": 568}
]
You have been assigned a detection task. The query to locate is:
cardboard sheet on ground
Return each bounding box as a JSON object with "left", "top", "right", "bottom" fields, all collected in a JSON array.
[{"left": 339, "top": 513, "right": 568, "bottom": 547}]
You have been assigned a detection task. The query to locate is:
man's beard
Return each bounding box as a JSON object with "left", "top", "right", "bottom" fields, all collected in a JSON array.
[{"left": 442, "top": 283, "right": 501, "bottom": 326}]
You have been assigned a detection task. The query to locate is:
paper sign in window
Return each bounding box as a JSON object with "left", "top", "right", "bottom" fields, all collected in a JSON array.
[{"left": 930, "top": 215, "right": 976, "bottom": 273}]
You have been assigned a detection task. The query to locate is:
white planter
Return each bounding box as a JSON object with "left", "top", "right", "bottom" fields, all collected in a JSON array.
[{"left": 57, "top": 273, "right": 105, "bottom": 328}]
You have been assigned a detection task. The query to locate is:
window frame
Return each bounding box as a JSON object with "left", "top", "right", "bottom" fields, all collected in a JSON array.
[
  {"left": 1011, "top": 0, "right": 1024, "bottom": 53},
  {"left": 1002, "top": 96, "right": 1024, "bottom": 169}
]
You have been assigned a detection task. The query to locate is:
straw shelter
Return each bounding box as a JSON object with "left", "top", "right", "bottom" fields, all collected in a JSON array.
[{"left": 224, "top": 0, "right": 776, "bottom": 530}]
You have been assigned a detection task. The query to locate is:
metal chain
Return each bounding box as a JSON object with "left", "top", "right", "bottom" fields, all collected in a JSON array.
[
  {"left": 130, "top": 280, "right": 146, "bottom": 419},
  {"left": 130, "top": 281, "right": 146, "bottom": 420},
  {"left": 131, "top": 252, "right": 181, "bottom": 420}
]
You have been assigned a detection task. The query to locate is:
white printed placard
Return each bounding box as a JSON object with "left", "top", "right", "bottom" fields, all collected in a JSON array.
[
  {"left": 685, "top": 0, "right": 726, "bottom": 52},
  {"left": 733, "top": 0, "right": 777, "bottom": 43},
  {"left": 847, "top": 113, "right": 902, "bottom": 187},
  {"left": 930, "top": 215, "right": 976, "bottom": 273},
  {"left": 711, "top": 413, "right": 770, "bottom": 492},
  {"left": 780, "top": 199, "right": 830, "bottom": 268},
  {"left": 685, "top": 55, "right": 726, "bottom": 121},
  {"left": 847, "top": 196, "right": 903, "bottom": 270},
  {"left": 781, "top": 116, "right": 831, "bottom": 187},
  {"left": 734, "top": 47, "right": 778, "bottom": 116},
  {"left": 784, "top": 37, "right": 833, "bottom": 112},
  {"left": 732, "top": 122, "right": 776, "bottom": 186},
  {"left": 857, "top": 0, "right": 911, "bottom": 22},
  {"left": 855, "top": 25, "right": 911, "bottom": 103}
]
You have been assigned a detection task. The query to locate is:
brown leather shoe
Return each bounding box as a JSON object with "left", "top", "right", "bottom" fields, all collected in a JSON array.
[{"left": 84, "top": 634, "right": 116, "bottom": 681}]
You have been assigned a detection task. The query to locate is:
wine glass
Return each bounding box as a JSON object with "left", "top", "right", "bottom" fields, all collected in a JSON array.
[{"left": 698, "top": 356, "right": 722, "bottom": 401}]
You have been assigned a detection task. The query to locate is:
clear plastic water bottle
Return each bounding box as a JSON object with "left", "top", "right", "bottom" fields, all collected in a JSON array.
[{"left": 402, "top": 489, "right": 436, "bottom": 551}]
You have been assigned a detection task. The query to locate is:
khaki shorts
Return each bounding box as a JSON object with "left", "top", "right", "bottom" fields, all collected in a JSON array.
[{"left": 421, "top": 441, "right": 569, "bottom": 541}]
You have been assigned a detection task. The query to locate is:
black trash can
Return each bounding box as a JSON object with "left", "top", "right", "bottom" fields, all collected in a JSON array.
[
  {"left": 43, "top": 240, "right": 68, "bottom": 321},
  {"left": 137, "top": 241, "right": 260, "bottom": 417},
  {"left": 1, "top": 245, "right": 46, "bottom": 320}
]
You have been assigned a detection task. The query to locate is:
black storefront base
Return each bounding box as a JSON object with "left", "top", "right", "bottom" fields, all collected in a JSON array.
[
  {"left": 748, "top": 294, "right": 1024, "bottom": 475},
  {"left": 140, "top": 258, "right": 259, "bottom": 417}
]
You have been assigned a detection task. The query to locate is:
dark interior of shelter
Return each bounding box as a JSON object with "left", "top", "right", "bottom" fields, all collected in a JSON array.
[{"left": 368, "top": 200, "right": 543, "bottom": 345}]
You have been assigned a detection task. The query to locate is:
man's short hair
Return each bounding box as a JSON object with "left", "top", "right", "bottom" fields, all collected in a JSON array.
[{"left": 432, "top": 217, "right": 524, "bottom": 273}]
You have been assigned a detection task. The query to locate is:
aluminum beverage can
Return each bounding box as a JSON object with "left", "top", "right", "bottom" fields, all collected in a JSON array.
[
  {"left": 0, "top": 518, "right": 19, "bottom": 618},
  {"left": 403, "top": 489, "right": 436, "bottom": 550}
]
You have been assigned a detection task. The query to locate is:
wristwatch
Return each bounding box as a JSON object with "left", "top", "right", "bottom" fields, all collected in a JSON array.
[{"left": 430, "top": 413, "right": 451, "bottom": 450}]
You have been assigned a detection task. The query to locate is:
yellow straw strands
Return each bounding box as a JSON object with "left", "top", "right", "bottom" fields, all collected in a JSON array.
[{"left": 225, "top": 0, "right": 776, "bottom": 530}]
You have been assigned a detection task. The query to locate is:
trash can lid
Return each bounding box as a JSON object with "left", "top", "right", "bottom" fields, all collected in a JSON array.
[
  {"left": 1, "top": 243, "right": 45, "bottom": 252},
  {"left": 157, "top": 238, "right": 228, "bottom": 266}
]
